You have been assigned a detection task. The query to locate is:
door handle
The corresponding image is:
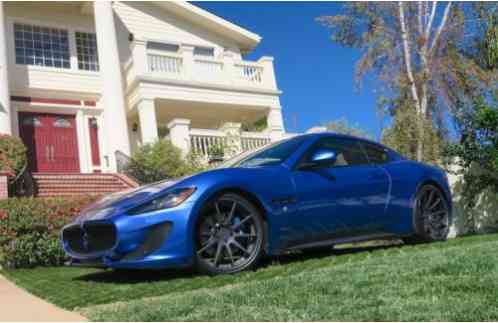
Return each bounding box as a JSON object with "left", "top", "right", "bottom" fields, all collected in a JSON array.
[
  {"left": 45, "top": 146, "right": 50, "bottom": 161},
  {"left": 50, "top": 146, "right": 55, "bottom": 161},
  {"left": 315, "top": 169, "right": 336, "bottom": 181}
]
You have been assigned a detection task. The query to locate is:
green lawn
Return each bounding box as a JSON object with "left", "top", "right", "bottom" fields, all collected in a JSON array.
[{"left": 3, "top": 234, "right": 498, "bottom": 321}]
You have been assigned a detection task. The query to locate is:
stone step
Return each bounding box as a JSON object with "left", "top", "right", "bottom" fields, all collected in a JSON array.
[{"left": 32, "top": 172, "right": 139, "bottom": 197}]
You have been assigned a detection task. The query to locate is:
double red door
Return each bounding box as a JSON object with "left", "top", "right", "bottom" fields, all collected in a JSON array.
[{"left": 19, "top": 112, "right": 80, "bottom": 173}]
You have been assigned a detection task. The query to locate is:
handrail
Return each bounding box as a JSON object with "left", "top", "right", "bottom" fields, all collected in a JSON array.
[
  {"left": 10, "top": 163, "right": 36, "bottom": 197},
  {"left": 115, "top": 150, "right": 143, "bottom": 185}
]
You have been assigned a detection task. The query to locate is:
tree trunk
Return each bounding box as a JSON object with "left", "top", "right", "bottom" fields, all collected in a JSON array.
[{"left": 399, "top": 2, "right": 425, "bottom": 161}]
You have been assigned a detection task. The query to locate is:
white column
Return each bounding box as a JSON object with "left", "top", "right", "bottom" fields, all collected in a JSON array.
[
  {"left": 181, "top": 45, "right": 195, "bottom": 80},
  {"left": 76, "top": 110, "right": 89, "bottom": 173},
  {"left": 0, "top": 2, "right": 12, "bottom": 135},
  {"left": 267, "top": 106, "right": 285, "bottom": 141},
  {"left": 222, "top": 49, "right": 236, "bottom": 85},
  {"left": 137, "top": 99, "right": 158, "bottom": 145},
  {"left": 220, "top": 122, "right": 242, "bottom": 156},
  {"left": 94, "top": 1, "right": 131, "bottom": 171},
  {"left": 258, "top": 56, "right": 278, "bottom": 90},
  {"left": 130, "top": 39, "right": 147, "bottom": 74},
  {"left": 168, "top": 118, "right": 191, "bottom": 155}
]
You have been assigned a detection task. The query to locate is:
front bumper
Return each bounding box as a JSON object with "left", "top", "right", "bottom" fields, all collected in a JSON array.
[{"left": 61, "top": 201, "right": 196, "bottom": 269}]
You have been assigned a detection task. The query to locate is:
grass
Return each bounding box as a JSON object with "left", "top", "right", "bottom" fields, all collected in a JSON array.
[{"left": 3, "top": 234, "right": 498, "bottom": 321}]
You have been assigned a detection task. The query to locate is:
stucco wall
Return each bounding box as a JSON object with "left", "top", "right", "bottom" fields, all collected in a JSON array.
[
  {"left": 3, "top": 2, "right": 246, "bottom": 96},
  {"left": 448, "top": 171, "right": 498, "bottom": 237},
  {"left": 4, "top": 3, "right": 101, "bottom": 95},
  {"left": 113, "top": 2, "right": 243, "bottom": 64}
]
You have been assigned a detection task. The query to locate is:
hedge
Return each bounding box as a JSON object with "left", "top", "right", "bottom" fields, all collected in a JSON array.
[
  {"left": 0, "top": 196, "right": 98, "bottom": 269},
  {"left": 0, "top": 134, "right": 27, "bottom": 181}
]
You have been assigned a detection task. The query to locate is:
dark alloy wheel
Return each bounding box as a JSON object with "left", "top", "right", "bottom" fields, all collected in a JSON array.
[
  {"left": 406, "top": 184, "right": 450, "bottom": 243},
  {"left": 195, "top": 193, "right": 265, "bottom": 275}
]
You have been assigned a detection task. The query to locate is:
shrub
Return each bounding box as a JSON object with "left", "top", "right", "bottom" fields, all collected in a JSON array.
[
  {"left": 0, "top": 196, "right": 98, "bottom": 269},
  {"left": 444, "top": 97, "right": 498, "bottom": 234},
  {"left": 125, "top": 139, "right": 205, "bottom": 184},
  {"left": 0, "top": 134, "right": 27, "bottom": 179}
]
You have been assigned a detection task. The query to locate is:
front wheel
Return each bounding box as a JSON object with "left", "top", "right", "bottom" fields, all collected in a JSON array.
[
  {"left": 404, "top": 184, "right": 450, "bottom": 244},
  {"left": 195, "top": 193, "right": 265, "bottom": 275}
]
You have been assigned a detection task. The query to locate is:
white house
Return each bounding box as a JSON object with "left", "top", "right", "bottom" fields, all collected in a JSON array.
[{"left": 0, "top": 1, "right": 285, "bottom": 179}]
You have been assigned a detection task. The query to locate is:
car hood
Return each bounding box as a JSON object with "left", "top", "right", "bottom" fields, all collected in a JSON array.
[{"left": 74, "top": 178, "right": 182, "bottom": 222}]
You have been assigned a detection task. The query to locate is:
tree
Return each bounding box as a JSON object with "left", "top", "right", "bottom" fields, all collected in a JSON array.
[
  {"left": 382, "top": 104, "right": 445, "bottom": 165},
  {"left": 317, "top": 2, "right": 485, "bottom": 162},
  {"left": 325, "top": 117, "right": 374, "bottom": 140},
  {"left": 443, "top": 7, "right": 498, "bottom": 208}
]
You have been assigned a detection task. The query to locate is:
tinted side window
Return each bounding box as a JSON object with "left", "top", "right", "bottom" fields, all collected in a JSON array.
[
  {"left": 307, "top": 137, "right": 369, "bottom": 167},
  {"left": 362, "top": 143, "right": 390, "bottom": 164}
]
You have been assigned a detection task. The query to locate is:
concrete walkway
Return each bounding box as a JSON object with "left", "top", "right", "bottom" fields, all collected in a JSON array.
[{"left": 0, "top": 274, "right": 86, "bottom": 322}]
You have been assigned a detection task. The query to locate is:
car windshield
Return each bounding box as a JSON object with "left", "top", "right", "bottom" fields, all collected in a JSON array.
[{"left": 219, "top": 135, "right": 308, "bottom": 168}]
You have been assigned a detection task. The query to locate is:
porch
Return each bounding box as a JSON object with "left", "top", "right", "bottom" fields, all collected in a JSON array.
[{"left": 126, "top": 98, "right": 284, "bottom": 161}]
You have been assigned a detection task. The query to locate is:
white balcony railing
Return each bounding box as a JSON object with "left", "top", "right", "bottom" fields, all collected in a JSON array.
[
  {"left": 235, "top": 63, "right": 263, "bottom": 84},
  {"left": 189, "top": 128, "right": 271, "bottom": 160},
  {"left": 241, "top": 132, "right": 271, "bottom": 151},
  {"left": 147, "top": 53, "right": 183, "bottom": 75},
  {"left": 131, "top": 41, "right": 277, "bottom": 90},
  {"left": 189, "top": 128, "right": 227, "bottom": 157}
]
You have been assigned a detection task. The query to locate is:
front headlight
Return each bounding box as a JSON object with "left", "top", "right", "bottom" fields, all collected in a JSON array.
[{"left": 128, "top": 187, "right": 196, "bottom": 215}]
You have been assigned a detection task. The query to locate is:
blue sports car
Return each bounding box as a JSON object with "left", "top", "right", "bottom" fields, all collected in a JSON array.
[{"left": 62, "top": 133, "right": 452, "bottom": 275}]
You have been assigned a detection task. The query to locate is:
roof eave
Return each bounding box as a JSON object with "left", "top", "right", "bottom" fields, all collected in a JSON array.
[{"left": 155, "top": 1, "right": 261, "bottom": 52}]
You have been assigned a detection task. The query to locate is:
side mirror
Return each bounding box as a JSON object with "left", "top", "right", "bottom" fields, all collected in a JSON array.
[{"left": 298, "top": 149, "right": 337, "bottom": 170}]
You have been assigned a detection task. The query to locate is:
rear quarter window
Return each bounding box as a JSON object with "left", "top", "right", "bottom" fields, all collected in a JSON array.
[{"left": 362, "top": 142, "right": 390, "bottom": 164}]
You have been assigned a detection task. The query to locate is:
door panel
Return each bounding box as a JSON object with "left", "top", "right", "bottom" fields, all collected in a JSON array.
[
  {"left": 51, "top": 115, "right": 80, "bottom": 172},
  {"left": 288, "top": 137, "right": 390, "bottom": 246},
  {"left": 19, "top": 112, "right": 80, "bottom": 173}
]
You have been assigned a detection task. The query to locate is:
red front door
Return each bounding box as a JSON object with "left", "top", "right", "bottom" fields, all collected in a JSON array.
[{"left": 19, "top": 112, "right": 80, "bottom": 173}]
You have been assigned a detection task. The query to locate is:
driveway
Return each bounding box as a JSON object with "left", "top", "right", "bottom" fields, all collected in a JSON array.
[{"left": 0, "top": 274, "right": 86, "bottom": 322}]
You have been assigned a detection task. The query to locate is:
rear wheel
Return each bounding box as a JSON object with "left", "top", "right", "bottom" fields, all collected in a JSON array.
[
  {"left": 195, "top": 193, "right": 265, "bottom": 275},
  {"left": 404, "top": 184, "right": 450, "bottom": 244}
]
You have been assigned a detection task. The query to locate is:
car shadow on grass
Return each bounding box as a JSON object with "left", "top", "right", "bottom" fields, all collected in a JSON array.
[
  {"left": 73, "top": 240, "right": 403, "bottom": 284},
  {"left": 262, "top": 240, "right": 404, "bottom": 267}
]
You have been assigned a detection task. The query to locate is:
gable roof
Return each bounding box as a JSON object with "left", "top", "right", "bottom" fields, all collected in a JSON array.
[{"left": 155, "top": 1, "right": 261, "bottom": 53}]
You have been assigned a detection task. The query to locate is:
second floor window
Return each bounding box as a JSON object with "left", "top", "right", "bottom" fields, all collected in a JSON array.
[
  {"left": 146, "top": 41, "right": 179, "bottom": 53},
  {"left": 14, "top": 23, "right": 70, "bottom": 69},
  {"left": 194, "top": 46, "right": 214, "bottom": 57},
  {"left": 75, "top": 32, "right": 99, "bottom": 71}
]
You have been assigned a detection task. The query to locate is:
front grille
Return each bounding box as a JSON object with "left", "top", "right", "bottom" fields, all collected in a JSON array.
[{"left": 63, "top": 222, "right": 117, "bottom": 255}]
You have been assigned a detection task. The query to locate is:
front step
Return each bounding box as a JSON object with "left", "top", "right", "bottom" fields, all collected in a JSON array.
[{"left": 33, "top": 173, "right": 139, "bottom": 197}]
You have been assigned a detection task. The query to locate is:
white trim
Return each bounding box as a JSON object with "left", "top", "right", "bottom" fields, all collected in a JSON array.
[
  {"left": 133, "top": 75, "right": 282, "bottom": 96},
  {"left": 12, "top": 101, "right": 102, "bottom": 112},
  {"left": 76, "top": 110, "right": 88, "bottom": 173}
]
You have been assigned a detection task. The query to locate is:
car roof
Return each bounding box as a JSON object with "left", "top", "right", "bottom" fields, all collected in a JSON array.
[{"left": 296, "top": 132, "right": 387, "bottom": 149}]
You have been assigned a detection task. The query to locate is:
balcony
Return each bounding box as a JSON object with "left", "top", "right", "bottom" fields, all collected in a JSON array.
[{"left": 127, "top": 40, "right": 279, "bottom": 92}]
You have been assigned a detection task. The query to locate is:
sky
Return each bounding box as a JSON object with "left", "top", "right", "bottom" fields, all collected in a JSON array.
[{"left": 193, "top": 1, "right": 383, "bottom": 140}]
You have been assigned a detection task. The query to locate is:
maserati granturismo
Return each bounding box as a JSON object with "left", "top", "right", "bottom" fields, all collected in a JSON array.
[{"left": 62, "top": 133, "right": 452, "bottom": 275}]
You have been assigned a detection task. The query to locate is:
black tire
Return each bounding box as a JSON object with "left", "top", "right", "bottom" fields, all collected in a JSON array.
[
  {"left": 404, "top": 184, "right": 450, "bottom": 244},
  {"left": 195, "top": 193, "right": 266, "bottom": 275}
]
